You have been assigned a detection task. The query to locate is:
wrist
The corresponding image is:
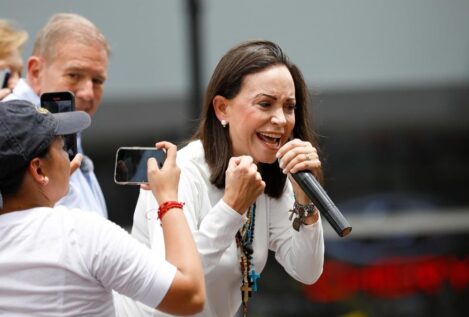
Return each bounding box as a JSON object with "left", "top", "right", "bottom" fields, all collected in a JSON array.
[
  {"left": 293, "top": 190, "right": 310, "bottom": 205},
  {"left": 302, "top": 208, "right": 319, "bottom": 225},
  {"left": 289, "top": 201, "right": 319, "bottom": 230},
  {"left": 156, "top": 193, "right": 178, "bottom": 205},
  {"left": 222, "top": 196, "right": 247, "bottom": 215},
  {"left": 157, "top": 201, "right": 184, "bottom": 221}
]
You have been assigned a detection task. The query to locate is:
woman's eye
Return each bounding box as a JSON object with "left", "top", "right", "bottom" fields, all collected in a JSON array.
[
  {"left": 287, "top": 104, "right": 297, "bottom": 111},
  {"left": 259, "top": 102, "right": 270, "bottom": 108}
]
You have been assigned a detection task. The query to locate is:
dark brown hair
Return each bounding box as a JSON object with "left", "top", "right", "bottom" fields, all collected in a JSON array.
[
  {"left": 192, "top": 40, "right": 322, "bottom": 198},
  {"left": 0, "top": 139, "right": 51, "bottom": 203}
]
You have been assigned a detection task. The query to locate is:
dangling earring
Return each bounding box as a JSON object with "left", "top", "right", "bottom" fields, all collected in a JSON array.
[
  {"left": 221, "top": 120, "right": 228, "bottom": 128},
  {"left": 42, "top": 176, "right": 49, "bottom": 185}
]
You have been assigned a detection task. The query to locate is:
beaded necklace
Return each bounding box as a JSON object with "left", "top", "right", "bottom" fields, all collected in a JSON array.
[{"left": 235, "top": 203, "right": 260, "bottom": 316}]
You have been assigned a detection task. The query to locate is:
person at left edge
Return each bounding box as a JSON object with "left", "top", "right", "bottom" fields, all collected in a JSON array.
[
  {"left": 4, "top": 13, "right": 109, "bottom": 218},
  {"left": 0, "top": 99, "right": 205, "bottom": 316},
  {"left": 0, "top": 19, "right": 28, "bottom": 100}
]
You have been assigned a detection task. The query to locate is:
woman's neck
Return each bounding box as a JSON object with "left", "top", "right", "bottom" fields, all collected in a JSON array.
[
  {"left": 0, "top": 199, "right": 48, "bottom": 215},
  {"left": 0, "top": 187, "right": 53, "bottom": 215}
]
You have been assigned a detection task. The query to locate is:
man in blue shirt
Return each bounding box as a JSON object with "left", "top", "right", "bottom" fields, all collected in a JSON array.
[{"left": 5, "top": 13, "right": 109, "bottom": 217}]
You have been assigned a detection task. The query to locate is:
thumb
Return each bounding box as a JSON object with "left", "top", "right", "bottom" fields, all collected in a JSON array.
[{"left": 70, "top": 154, "right": 83, "bottom": 175}]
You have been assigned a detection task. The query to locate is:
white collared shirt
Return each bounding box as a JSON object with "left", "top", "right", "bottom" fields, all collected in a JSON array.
[{"left": 115, "top": 140, "right": 325, "bottom": 317}]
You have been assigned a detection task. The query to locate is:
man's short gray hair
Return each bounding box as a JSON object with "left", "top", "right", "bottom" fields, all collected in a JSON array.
[{"left": 32, "top": 13, "right": 111, "bottom": 61}]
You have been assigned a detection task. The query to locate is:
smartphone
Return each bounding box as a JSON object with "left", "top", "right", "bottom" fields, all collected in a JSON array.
[
  {"left": 40, "top": 91, "right": 77, "bottom": 161},
  {"left": 114, "top": 147, "right": 167, "bottom": 185},
  {"left": 1, "top": 68, "right": 11, "bottom": 89}
]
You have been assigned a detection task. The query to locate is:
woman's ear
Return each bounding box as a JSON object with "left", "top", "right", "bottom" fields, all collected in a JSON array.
[
  {"left": 213, "top": 95, "right": 230, "bottom": 123},
  {"left": 28, "top": 157, "right": 46, "bottom": 185}
]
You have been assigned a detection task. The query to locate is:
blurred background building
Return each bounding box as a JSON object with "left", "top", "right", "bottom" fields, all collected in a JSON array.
[{"left": 4, "top": 1, "right": 469, "bottom": 316}]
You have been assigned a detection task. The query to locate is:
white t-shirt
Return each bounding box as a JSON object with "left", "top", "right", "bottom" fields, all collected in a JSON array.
[
  {"left": 115, "top": 140, "right": 325, "bottom": 317},
  {"left": 0, "top": 206, "right": 176, "bottom": 316}
]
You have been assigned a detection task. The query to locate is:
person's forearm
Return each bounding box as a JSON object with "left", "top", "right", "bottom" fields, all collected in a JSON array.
[
  {"left": 162, "top": 206, "right": 201, "bottom": 275},
  {"left": 160, "top": 205, "right": 205, "bottom": 309}
]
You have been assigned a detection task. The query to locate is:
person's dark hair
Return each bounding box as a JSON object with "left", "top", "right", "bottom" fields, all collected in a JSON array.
[
  {"left": 192, "top": 40, "right": 323, "bottom": 198},
  {"left": 0, "top": 142, "right": 50, "bottom": 202}
]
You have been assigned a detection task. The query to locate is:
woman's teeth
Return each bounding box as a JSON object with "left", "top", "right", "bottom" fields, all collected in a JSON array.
[{"left": 257, "top": 132, "right": 281, "bottom": 145}]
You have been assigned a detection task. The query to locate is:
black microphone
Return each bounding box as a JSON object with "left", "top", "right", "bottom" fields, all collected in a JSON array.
[{"left": 291, "top": 171, "right": 352, "bottom": 237}]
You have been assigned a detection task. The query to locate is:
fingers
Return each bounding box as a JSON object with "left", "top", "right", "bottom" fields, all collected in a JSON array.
[
  {"left": 224, "top": 155, "right": 265, "bottom": 213},
  {"left": 147, "top": 157, "right": 158, "bottom": 172},
  {"left": 146, "top": 157, "right": 163, "bottom": 188},
  {"left": 237, "top": 155, "right": 256, "bottom": 171},
  {"left": 239, "top": 157, "right": 265, "bottom": 192},
  {"left": 0, "top": 88, "right": 12, "bottom": 100},
  {"left": 154, "top": 141, "right": 177, "bottom": 168},
  {"left": 147, "top": 141, "right": 177, "bottom": 177},
  {"left": 69, "top": 153, "right": 83, "bottom": 175},
  {"left": 226, "top": 156, "right": 259, "bottom": 179},
  {"left": 6, "top": 72, "right": 20, "bottom": 89},
  {"left": 147, "top": 141, "right": 180, "bottom": 204},
  {"left": 277, "top": 139, "right": 321, "bottom": 174},
  {"left": 226, "top": 156, "right": 242, "bottom": 171},
  {"left": 140, "top": 183, "right": 151, "bottom": 191}
]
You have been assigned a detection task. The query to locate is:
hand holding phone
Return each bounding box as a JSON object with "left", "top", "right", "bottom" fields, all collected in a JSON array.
[
  {"left": 145, "top": 141, "right": 180, "bottom": 204},
  {"left": 114, "top": 147, "right": 167, "bottom": 185},
  {"left": 40, "top": 91, "right": 77, "bottom": 161}
]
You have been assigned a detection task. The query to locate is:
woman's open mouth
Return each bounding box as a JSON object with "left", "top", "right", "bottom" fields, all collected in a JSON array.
[{"left": 257, "top": 132, "right": 282, "bottom": 147}]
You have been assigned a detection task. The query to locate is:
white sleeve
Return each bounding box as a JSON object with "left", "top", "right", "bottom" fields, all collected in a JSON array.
[
  {"left": 132, "top": 160, "right": 245, "bottom": 277},
  {"left": 268, "top": 182, "right": 325, "bottom": 284},
  {"left": 74, "top": 214, "right": 177, "bottom": 308},
  {"left": 176, "top": 168, "right": 247, "bottom": 274}
]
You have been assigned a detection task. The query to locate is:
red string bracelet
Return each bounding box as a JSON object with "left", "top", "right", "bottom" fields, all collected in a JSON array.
[{"left": 157, "top": 201, "right": 184, "bottom": 221}]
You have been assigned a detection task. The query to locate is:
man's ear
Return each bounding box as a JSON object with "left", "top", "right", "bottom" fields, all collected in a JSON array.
[
  {"left": 213, "top": 95, "right": 230, "bottom": 123},
  {"left": 26, "top": 56, "right": 43, "bottom": 95}
]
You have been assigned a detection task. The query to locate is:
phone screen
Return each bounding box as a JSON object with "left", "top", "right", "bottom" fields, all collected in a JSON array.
[
  {"left": 40, "top": 91, "right": 77, "bottom": 161},
  {"left": 114, "top": 147, "right": 167, "bottom": 185},
  {"left": 1, "top": 68, "right": 11, "bottom": 89}
]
